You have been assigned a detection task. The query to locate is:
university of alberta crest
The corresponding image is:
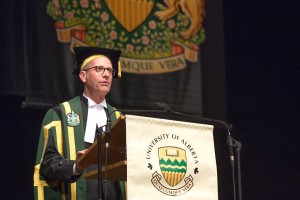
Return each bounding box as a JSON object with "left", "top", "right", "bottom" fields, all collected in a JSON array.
[{"left": 151, "top": 146, "right": 194, "bottom": 196}]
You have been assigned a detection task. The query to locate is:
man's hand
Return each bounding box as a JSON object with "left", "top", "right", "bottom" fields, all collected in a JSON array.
[{"left": 75, "top": 149, "right": 89, "bottom": 173}]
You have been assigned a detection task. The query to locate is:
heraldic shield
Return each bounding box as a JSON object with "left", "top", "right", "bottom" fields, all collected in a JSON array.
[
  {"left": 104, "top": 0, "right": 154, "bottom": 32},
  {"left": 158, "top": 147, "right": 187, "bottom": 187}
]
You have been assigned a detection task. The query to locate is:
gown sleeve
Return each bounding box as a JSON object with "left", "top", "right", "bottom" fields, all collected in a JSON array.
[{"left": 39, "top": 108, "right": 82, "bottom": 183}]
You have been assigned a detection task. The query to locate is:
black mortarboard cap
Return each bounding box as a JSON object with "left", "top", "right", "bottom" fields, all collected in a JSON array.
[{"left": 73, "top": 46, "right": 122, "bottom": 78}]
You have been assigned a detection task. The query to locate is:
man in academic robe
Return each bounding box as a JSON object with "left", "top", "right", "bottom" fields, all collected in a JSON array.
[{"left": 34, "top": 47, "right": 125, "bottom": 200}]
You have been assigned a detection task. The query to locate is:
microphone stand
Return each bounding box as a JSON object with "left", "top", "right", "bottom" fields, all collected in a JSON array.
[
  {"left": 228, "top": 134, "right": 237, "bottom": 200},
  {"left": 96, "top": 121, "right": 111, "bottom": 200},
  {"left": 96, "top": 124, "right": 103, "bottom": 200},
  {"left": 228, "top": 136, "right": 243, "bottom": 200},
  {"left": 103, "top": 108, "right": 111, "bottom": 200},
  {"left": 155, "top": 103, "right": 243, "bottom": 200},
  {"left": 236, "top": 141, "right": 242, "bottom": 200}
]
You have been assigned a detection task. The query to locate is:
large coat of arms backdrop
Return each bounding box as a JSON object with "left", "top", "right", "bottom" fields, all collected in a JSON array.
[{"left": 47, "top": 0, "right": 205, "bottom": 74}]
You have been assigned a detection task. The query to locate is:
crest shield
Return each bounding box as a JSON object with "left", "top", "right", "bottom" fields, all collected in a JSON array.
[
  {"left": 66, "top": 110, "right": 80, "bottom": 127},
  {"left": 158, "top": 147, "right": 187, "bottom": 186},
  {"left": 104, "top": 0, "right": 154, "bottom": 32}
]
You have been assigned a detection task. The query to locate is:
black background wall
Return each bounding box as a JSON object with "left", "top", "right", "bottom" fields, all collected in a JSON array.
[
  {"left": 1, "top": 1, "right": 299, "bottom": 200},
  {"left": 224, "top": 1, "right": 299, "bottom": 199}
]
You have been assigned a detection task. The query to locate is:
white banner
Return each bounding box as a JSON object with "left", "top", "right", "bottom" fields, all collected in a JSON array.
[{"left": 126, "top": 115, "right": 218, "bottom": 200}]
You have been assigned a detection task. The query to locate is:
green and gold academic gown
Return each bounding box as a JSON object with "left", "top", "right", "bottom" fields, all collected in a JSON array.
[{"left": 33, "top": 95, "right": 125, "bottom": 200}]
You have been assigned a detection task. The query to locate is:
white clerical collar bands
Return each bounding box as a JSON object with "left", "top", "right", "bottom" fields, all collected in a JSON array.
[{"left": 83, "top": 94, "right": 107, "bottom": 108}]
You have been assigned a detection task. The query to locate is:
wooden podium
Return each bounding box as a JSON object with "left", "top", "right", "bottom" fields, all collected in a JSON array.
[{"left": 78, "top": 115, "right": 127, "bottom": 181}]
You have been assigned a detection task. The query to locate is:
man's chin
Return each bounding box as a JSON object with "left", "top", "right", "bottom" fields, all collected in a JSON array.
[{"left": 99, "top": 88, "right": 110, "bottom": 95}]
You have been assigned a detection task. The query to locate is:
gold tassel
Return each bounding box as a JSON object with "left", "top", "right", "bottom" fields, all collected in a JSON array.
[{"left": 118, "top": 60, "right": 122, "bottom": 78}]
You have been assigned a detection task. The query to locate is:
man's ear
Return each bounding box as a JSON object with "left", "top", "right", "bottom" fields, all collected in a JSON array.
[{"left": 79, "top": 71, "right": 86, "bottom": 83}]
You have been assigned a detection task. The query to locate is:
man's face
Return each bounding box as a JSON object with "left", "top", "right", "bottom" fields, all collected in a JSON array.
[{"left": 80, "top": 56, "right": 113, "bottom": 97}]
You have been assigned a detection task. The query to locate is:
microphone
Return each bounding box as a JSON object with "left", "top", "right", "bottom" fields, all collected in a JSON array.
[
  {"left": 154, "top": 102, "right": 235, "bottom": 167},
  {"left": 104, "top": 107, "right": 111, "bottom": 147},
  {"left": 155, "top": 102, "right": 230, "bottom": 130},
  {"left": 154, "top": 102, "right": 170, "bottom": 111},
  {"left": 109, "top": 107, "right": 167, "bottom": 116}
]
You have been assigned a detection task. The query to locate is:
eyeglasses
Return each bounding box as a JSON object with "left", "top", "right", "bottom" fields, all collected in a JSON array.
[{"left": 84, "top": 66, "right": 115, "bottom": 76}]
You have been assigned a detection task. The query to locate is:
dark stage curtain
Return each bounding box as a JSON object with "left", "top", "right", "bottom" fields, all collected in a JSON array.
[{"left": 0, "top": 0, "right": 227, "bottom": 119}]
